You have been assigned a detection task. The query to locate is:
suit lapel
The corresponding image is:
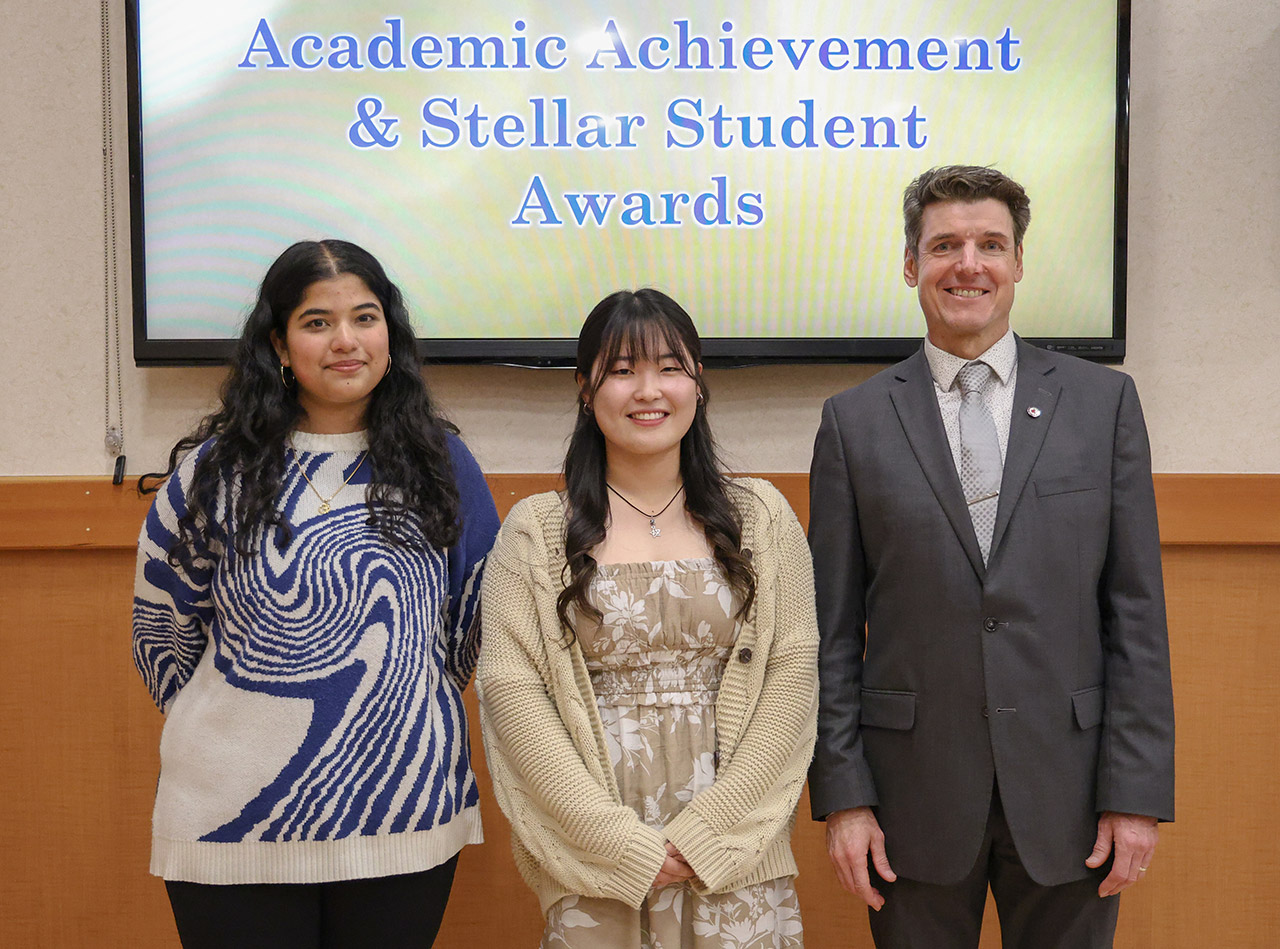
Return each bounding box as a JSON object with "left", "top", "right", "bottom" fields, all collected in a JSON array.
[
  {"left": 991, "top": 339, "right": 1061, "bottom": 555},
  {"left": 888, "top": 348, "right": 987, "bottom": 578}
]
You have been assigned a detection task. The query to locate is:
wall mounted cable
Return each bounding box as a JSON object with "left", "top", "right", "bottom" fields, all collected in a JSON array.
[{"left": 101, "top": 0, "right": 125, "bottom": 483}]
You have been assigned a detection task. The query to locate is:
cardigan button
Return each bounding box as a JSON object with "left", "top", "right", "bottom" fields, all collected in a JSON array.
[
  {"left": 737, "top": 647, "right": 753, "bottom": 664},
  {"left": 742, "top": 548, "right": 753, "bottom": 561}
]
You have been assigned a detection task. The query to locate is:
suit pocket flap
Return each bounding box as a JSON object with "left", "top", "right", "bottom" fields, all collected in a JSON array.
[
  {"left": 1071, "top": 686, "right": 1104, "bottom": 729},
  {"left": 861, "top": 689, "right": 916, "bottom": 730},
  {"left": 1035, "top": 475, "right": 1098, "bottom": 498}
]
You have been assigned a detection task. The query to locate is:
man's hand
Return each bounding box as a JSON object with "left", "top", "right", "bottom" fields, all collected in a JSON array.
[
  {"left": 653, "top": 842, "right": 696, "bottom": 889},
  {"left": 1086, "top": 811, "right": 1158, "bottom": 897},
  {"left": 826, "top": 806, "right": 896, "bottom": 910}
]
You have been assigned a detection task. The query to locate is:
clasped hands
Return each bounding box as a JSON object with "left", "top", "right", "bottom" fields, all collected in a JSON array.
[
  {"left": 653, "top": 842, "right": 697, "bottom": 888},
  {"left": 826, "top": 806, "right": 1159, "bottom": 909}
]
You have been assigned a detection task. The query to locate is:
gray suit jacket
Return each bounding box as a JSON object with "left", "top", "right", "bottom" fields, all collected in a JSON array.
[{"left": 807, "top": 339, "right": 1175, "bottom": 887}]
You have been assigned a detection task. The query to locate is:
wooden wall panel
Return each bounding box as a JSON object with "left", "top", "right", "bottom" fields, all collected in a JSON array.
[
  {"left": 0, "top": 550, "right": 175, "bottom": 948},
  {"left": 1139, "top": 546, "right": 1280, "bottom": 947},
  {"left": 3, "top": 474, "right": 1277, "bottom": 549},
  {"left": 1, "top": 476, "right": 1277, "bottom": 947}
]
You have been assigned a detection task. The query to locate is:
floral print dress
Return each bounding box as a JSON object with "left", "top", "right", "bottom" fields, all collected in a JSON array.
[{"left": 542, "top": 558, "right": 804, "bottom": 949}]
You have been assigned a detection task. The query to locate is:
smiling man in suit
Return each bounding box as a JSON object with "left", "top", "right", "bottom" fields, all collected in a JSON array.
[{"left": 807, "top": 165, "right": 1174, "bottom": 948}]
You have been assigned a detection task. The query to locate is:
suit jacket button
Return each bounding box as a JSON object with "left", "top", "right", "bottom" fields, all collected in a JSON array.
[
  {"left": 982, "top": 706, "right": 989, "bottom": 718},
  {"left": 983, "top": 617, "right": 999, "bottom": 632},
  {"left": 737, "top": 647, "right": 753, "bottom": 663}
]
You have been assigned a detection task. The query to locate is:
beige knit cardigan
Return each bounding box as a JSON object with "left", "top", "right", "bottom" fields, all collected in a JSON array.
[{"left": 475, "top": 478, "right": 819, "bottom": 914}]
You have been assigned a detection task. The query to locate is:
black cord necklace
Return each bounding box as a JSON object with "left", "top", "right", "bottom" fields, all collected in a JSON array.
[{"left": 606, "top": 483, "right": 685, "bottom": 537}]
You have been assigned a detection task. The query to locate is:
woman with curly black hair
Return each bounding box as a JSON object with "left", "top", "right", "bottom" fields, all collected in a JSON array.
[
  {"left": 133, "top": 240, "right": 498, "bottom": 948},
  {"left": 477, "top": 289, "right": 819, "bottom": 947}
]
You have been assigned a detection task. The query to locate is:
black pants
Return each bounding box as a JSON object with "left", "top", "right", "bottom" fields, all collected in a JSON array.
[
  {"left": 867, "top": 789, "right": 1120, "bottom": 949},
  {"left": 165, "top": 855, "right": 458, "bottom": 949}
]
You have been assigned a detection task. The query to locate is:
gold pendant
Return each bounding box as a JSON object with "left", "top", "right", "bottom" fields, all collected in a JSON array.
[{"left": 318, "top": 501, "right": 331, "bottom": 514}]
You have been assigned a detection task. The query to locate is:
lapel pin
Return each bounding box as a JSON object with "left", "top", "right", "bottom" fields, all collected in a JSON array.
[{"left": 1026, "top": 406, "right": 1042, "bottom": 418}]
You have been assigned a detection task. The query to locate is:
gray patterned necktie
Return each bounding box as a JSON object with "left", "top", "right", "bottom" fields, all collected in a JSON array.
[{"left": 957, "top": 361, "right": 1002, "bottom": 563}]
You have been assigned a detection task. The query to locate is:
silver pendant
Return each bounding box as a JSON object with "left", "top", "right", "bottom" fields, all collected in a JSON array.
[{"left": 649, "top": 518, "right": 661, "bottom": 537}]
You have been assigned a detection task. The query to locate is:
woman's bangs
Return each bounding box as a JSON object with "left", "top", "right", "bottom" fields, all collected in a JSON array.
[{"left": 603, "top": 315, "right": 693, "bottom": 375}]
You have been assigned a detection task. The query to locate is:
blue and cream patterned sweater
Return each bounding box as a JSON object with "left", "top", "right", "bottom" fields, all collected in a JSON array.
[{"left": 132, "top": 430, "right": 499, "bottom": 884}]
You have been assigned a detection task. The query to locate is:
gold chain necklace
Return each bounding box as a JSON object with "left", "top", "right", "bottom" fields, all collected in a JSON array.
[
  {"left": 292, "top": 449, "right": 367, "bottom": 514},
  {"left": 606, "top": 483, "right": 684, "bottom": 537}
]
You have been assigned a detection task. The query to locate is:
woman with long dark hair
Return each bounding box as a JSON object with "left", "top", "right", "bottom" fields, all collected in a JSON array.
[
  {"left": 132, "top": 240, "right": 498, "bottom": 948},
  {"left": 477, "top": 289, "right": 818, "bottom": 947}
]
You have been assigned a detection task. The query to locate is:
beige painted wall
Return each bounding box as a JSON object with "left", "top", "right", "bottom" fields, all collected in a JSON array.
[{"left": 2, "top": 1, "right": 1277, "bottom": 476}]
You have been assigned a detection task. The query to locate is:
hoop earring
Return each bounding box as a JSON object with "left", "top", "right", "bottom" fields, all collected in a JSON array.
[
  {"left": 696, "top": 391, "right": 705, "bottom": 405},
  {"left": 383, "top": 355, "right": 392, "bottom": 379},
  {"left": 582, "top": 401, "right": 593, "bottom": 416},
  {"left": 279, "top": 364, "right": 294, "bottom": 388}
]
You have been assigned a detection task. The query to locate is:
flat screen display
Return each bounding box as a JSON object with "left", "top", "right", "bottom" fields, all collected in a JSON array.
[{"left": 127, "top": 1, "right": 1129, "bottom": 364}]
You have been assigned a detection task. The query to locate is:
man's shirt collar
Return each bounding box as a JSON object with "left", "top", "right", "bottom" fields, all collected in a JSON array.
[{"left": 924, "top": 328, "right": 1017, "bottom": 392}]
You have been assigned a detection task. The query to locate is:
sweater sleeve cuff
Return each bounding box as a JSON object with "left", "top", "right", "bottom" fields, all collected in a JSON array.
[
  {"left": 663, "top": 809, "right": 743, "bottom": 894},
  {"left": 608, "top": 823, "right": 668, "bottom": 909}
]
